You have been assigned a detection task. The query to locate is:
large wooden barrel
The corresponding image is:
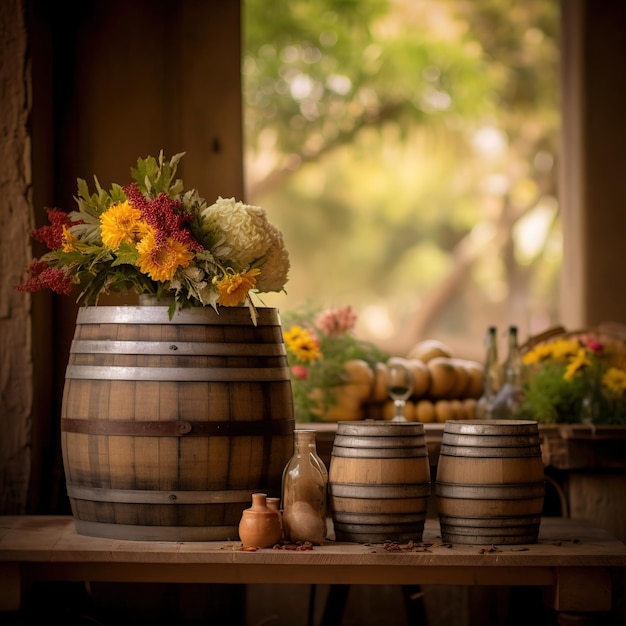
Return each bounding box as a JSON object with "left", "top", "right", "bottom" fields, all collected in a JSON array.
[
  {"left": 329, "top": 421, "right": 431, "bottom": 543},
  {"left": 60, "top": 305, "right": 295, "bottom": 541},
  {"left": 435, "top": 419, "right": 545, "bottom": 545}
]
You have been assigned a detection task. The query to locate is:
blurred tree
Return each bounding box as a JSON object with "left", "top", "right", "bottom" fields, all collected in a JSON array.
[{"left": 243, "top": 0, "right": 560, "bottom": 358}]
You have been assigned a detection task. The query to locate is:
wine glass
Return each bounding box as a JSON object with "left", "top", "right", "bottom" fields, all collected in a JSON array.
[{"left": 386, "top": 362, "right": 414, "bottom": 422}]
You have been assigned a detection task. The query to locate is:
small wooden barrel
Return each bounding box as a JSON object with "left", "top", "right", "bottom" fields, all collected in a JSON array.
[
  {"left": 329, "top": 421, "right": 430, "bottom": 543},
  {"left": 61, "top": 305, "right": 295, "bottom": 541},
  {"left": 435, "top": 419, "right": 545, "bottom": 545}
]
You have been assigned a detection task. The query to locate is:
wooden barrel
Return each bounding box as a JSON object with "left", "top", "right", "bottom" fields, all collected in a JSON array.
[
  {"left": 329, "top": 421, "right": 431, "bottom": 543},
  {"left": 60, "top": 305, "right": 295, "bottom": 541},
  {"left": 435, "top": 419, "right": 545, "bottom": 545}
]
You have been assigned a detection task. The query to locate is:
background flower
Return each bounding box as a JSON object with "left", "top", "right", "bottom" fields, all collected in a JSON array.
[
  {"left": 282, "top": 305, "right": 388, "bottom": 422},
  {"left": 518, "top": 329, "right": 626, "bottom": 424}
]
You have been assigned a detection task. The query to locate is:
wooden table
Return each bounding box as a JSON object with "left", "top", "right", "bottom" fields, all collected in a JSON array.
[{"left": 1, "top": 516, "right": 626, "bottom": 623}]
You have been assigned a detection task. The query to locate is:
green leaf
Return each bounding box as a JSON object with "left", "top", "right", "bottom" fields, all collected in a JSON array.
[{"left": 111, "top": 242, "right": 139, "bottom": 266}]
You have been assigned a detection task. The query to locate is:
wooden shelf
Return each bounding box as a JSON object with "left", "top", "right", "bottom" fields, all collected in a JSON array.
[{"left": 1, "top": 515, "right": 625, "bottom": 619}]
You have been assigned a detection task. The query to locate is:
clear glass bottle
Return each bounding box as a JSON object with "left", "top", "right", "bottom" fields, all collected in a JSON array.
[
  {"left": 475, "top": 326, "right": 501, "bottom": 419},
  {"left": 492, "top": 325, "right": 525, "bottom": 418},
  {"left": 281, "top": 430, "right": 328, "bottom": 545}
]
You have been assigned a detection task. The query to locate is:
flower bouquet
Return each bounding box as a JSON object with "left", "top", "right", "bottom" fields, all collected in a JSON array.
[
  {"left": 282, "top": 305, "right": 389, "bottom": 422},
  {"left": 16, "top": 151, "right": 289, "bottom": 322},
  {"left": 518, "top": 324, "right": 626, "bottom": 424}
]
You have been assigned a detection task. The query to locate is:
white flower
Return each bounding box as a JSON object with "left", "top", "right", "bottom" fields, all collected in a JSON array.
[
  {"left": 201, "top": 197, "right": 273, "bottom": 267},
  {"left": 255, "top": 223, "right": 290, "bottom": 292}
]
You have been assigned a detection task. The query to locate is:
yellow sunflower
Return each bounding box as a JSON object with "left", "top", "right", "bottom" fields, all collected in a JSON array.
[
  {"left": 100, "top": 201, "right": 144, "bottom": 249},
  {"left": 564, "top": 347, "right": 591, "bottom": 381},
  {"left": 551, "top": 338, "right": 581, "bottom": 361},
  {"left": 215, "top": 269, "right": 260, "bottom": 306},
  {"left": 523, "top": 343, "right": 554, "bottom": 365},
  {"left": 603, "top": 367, "right": 626, "bottom": 395},
  {"left": 135, "top": 231, "right": 195, "bottom": 282},
  {"left": 284, "top": 325, "right": 322, "bottom": 363}
]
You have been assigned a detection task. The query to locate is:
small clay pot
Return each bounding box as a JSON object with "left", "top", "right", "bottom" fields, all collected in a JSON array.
[
  {"left": 265, "top": 497, "right": 284, "bottom": 540},
  {"left": 238, "top": 493, "right": 283, "bottom": 548}
]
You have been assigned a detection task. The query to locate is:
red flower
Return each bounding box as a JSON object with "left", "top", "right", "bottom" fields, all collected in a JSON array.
[
  {"left": 292, "top": 364, "right": 309, "bottom": 380},
  {"left": 315, "top": 305, "right": 357, "bottom": 337},
  {"left": 32, "top": 209, "right": 72, "bottom": 250},
  {"left": 582, "top": 337, "right": 603, "bottom": 353},
  {"left": 123, "top": 183, "right": 202, "bottom": 251},
  {"left": 15, "top": 260, "right": 74, "bottom": 296}
]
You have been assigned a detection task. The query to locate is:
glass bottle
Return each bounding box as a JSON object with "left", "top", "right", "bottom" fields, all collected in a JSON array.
[
  {"left": 492, "top": 325, "right": 525, "bottom": 419},
  {"left": 281, "top": 430, "right": 328, "bottom": 545},
  {"left": 475, "top": 326, "right": 501, "bottom": 419}
]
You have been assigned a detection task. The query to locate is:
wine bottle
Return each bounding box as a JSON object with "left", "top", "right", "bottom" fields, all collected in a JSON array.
[
  {"left": 475, "top": 326, "right": 501, "bottom": 419},
  {"left": 492, "top": 325, "right": 525, "bottom": 419}
]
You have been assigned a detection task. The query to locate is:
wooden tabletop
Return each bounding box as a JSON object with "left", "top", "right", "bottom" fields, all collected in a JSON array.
[
  {"left": 1, "top": 515, "right": 626, "bottom": 615},
  {"left": 1, "top": 515, "right": 625, "bottom": 567}
]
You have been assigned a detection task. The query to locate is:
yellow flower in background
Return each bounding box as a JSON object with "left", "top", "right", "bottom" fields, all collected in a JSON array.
[
  {"left": 100, "top": 201, "right": 144, "bottom": 249},
  {"left": 284, "top": 325, "right": 308, "bottom": 343},
  {"left": 282, "top": 306, "right": 389, "bottom": 422},
  {"left": 523, "top": 343, "right": 554, "bottom": 365},
  {"left": 215, "top": 268, "right": 260, "bottom": 306},
  {"left": 550, "top": 338, "right": 581, "bottom": 361},
  {"left": 136, "top": 231, "right": 195, "bottom": 282},
  {"left": 519, "top": 330, "right": 626, "bottom": 425},
  {"left": 284, "top": 325, "right": 322, "bottom": 363},
  {"left": 564, "top": 347, "right": 591, "bottom": 381},
  {"left": 603, "top": 367, "right": 626, "bottom": 395}
]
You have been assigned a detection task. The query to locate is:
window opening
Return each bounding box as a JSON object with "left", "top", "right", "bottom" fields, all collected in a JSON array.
[{"left": 243, "top": 0, "right": 560, "bottom": 360}]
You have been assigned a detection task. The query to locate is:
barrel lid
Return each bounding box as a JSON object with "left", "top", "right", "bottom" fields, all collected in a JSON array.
[
  {"left": 335, "top": 420, "right": 425, "bottom": 437},
  {"left": 76, "top": 305, "right": 280, "bottom": 325},
  {"left": 442, "top": 419, "right": 538, "bottom": 436}
]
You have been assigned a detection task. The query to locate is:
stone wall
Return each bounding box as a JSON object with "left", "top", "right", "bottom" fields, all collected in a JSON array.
[{"left": 0, "top": 0, "right": 33, "bottom": 514}]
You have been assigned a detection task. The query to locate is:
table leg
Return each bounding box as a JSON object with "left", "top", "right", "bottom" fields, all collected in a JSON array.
[
  {"left": 320, "top": 585, "right": 350, "bottom": 626},
  {"left": 319, "top": 585, "right": 428, "bottom": 626},
  {"left": 0, "top": 563, "right": 21, "bottom": 612},
  {"left": 402, "top": 585, "right": 428, "bottom": 625},
  {"left": 544, "top": 567, "right": 611, "bottom": 614}
]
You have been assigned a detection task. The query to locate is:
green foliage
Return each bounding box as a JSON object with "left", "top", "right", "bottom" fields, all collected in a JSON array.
[
  {"left": 131, "top": 151, "right": 185, "bottom": 196},
  {"left": 518, "top": 362, "right": 588, "bottom": 423},
  {"left": 244, "top": 0, "right": 562, "bottom": 345},
  {"left": 518, "top": 336, "right": 626, "bottom": 425},
  {"left": 244, "top": 0, "right": 493, "bottom": 155}
]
